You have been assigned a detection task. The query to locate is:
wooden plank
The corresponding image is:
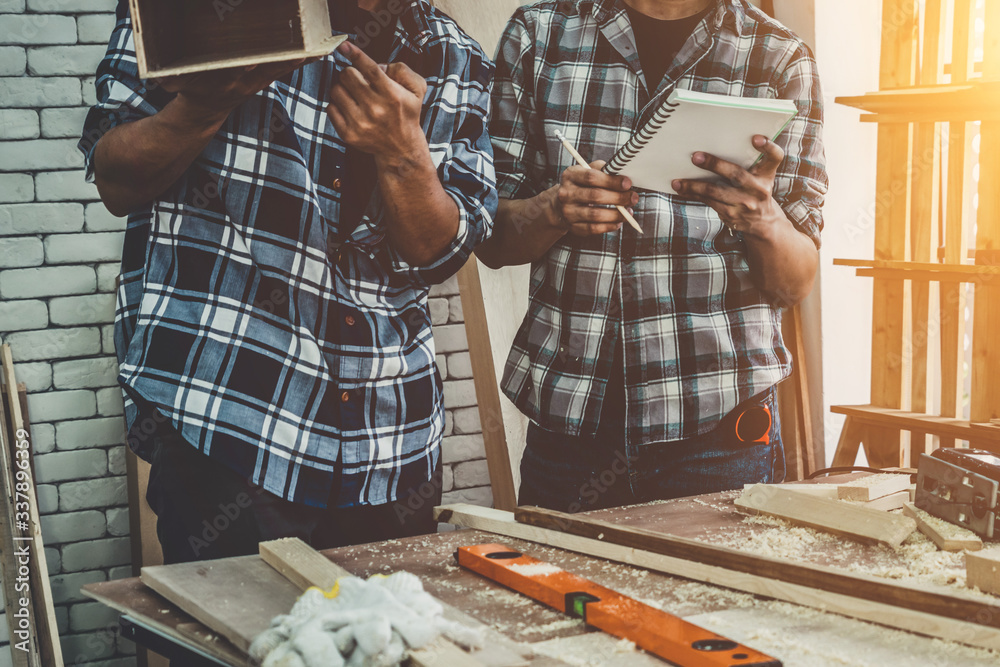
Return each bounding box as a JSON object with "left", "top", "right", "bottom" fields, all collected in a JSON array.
[
  {"left": 83, "top": 577, "right": 245, "bottom": 667},
  {"left": 967, "top": 549, "right": 1000, "bottom": 596},
  {"left": 736, "top": 485, "right": 916, "bottom": 548},
  {"left": 259, "top": 538, "right": 528, "bottom": 667},
  {"left": 259, "top": 537, "right": 347, "bottom": 591},
  {"left": 0, "top": 358, "right": 33, "bottom": 667},
  {"left": 836, "top": 473, "right": 912, "bottom": 501},
  {"left": 455, "top": 259, "right": 517, "bottom": 511},
  {"left": 863, "top": 490, "right": 910, "bottom": 511},
  {"left": 831, "top": 416, "right": 863, "bottom": 467},
  {"left": 831, "top": 405, "right": 1000, "bottom": 444},
  {"left": 902, "top": 503, "right": 983, "bottom": 552},
  {"left": 833, "top": 259, "right": 1000, "bottom": 274},
  {"left": 434, "top": 504, "right": 1000, "bottom": 651},
  {"left": 1, "top": 346, "right": 60, "bottom": 667},
  {"left": 140, "top": 555, "right": 302, "bottom": 653}
]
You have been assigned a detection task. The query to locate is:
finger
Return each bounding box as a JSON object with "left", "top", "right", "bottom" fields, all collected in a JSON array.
[
  {"left": 569, "top": 222, "right": 623, "bottom": 237},
  {"left": 562, "top": 203, "right": 627, "bottom": 225},
  {"left": 326, "top": 102, "right": 349, "bottom": 134},
  {"left": 329, "top": 85, "right": 363, "bottom": 124},
  {"left": 339, "top": 67, "right": 376, "bottom": 104},
  {"left": 385, "top": 62, "right": 428, "bottom": 98},
  {"left": 751, "top": 134, "right": 785, "bottom": 178},
  {"left": 338, "top": 41, "right": 389, "bottom": 90},
  {"left": 564, "top": 164, "right": 632, "bottom": 191},
  {"left": 565, "top": 184, "right": 638, "bottom": 208},
  {"left": 672, "top": 179, "right": 744, "bottom": 207},
  {"left": 690, "top": 152, "right": 753, "bottom": 188}
]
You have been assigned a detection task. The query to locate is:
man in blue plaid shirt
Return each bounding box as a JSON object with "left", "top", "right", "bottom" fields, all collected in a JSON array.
[
  {"left": 79, "top": 0, "right": 496, "bottom": 563},
  {"left": 477, "top": 0, "right": 828, "bottom": 511}
]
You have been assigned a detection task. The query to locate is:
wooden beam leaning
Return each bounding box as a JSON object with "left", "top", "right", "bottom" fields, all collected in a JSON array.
[
  {"left": 1, "top": 345, "right": 62, "bottom": 666},
  {"left": 434, "top": 504, "right": 1000, "bottom": 651}
]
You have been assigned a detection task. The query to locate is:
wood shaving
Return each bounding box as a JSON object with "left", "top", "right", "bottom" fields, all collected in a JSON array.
[{"left": 508, "top": 562, "right": 562, "bottom": 576}]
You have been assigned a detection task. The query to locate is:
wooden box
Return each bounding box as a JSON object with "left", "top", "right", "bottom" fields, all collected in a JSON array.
[{"left": 127, "top": 0, "right": 348, "bottom": 78}]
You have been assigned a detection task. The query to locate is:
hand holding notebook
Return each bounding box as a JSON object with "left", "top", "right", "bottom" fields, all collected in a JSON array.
[{"left": 604, "top": 88, "right": 798, "bottom": 195}]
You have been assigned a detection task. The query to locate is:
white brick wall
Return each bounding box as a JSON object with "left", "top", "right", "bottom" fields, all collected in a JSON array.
[{"left": 0, "top": 4, "right": 489, "bottom": 666}]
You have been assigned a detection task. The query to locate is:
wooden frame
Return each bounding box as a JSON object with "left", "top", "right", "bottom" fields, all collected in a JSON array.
[
  {"left": 833, "top": 0, "right": 1000, "bottom": 467},
  {"left": 127, "top": 0, "right": 347, "bottom": 78}
]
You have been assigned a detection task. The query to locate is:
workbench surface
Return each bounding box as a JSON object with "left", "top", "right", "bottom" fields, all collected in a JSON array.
[{"left": 85, "top": 489, "right": 1000, "bottom": 666}]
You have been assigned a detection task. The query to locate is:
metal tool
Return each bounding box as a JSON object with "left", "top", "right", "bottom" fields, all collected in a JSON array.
[
  {"left": 915, "top": 449, "right": 1000, "bottom": 539},
  {"left": 456, "top": 543, "right": 782, "bottom": 667}
]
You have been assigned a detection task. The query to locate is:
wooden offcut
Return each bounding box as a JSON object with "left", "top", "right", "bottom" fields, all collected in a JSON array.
[
  {"left": 736, "top": 484, "right": 916, "bottom": 547},
  {"left": 127, "top": 0, "right": 348, "bottom": 78},
  {"left": 967, "top": 549, "right": 1000, "bottom": 597},
  {"left": 836, "top": 473, "right": 912, "bottom": 501},
  {"left": 902, "top": 503, "right": 983, "bottom": 552}
]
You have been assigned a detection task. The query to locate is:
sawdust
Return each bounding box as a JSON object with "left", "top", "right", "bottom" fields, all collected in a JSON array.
[{"left": 841, "top": 473, "right": 905, "bottom": 489}]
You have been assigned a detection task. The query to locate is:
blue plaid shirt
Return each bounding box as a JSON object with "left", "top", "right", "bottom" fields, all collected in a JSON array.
[
  {"left": 79, "top": 0, "right": 497, "bottom": 508},
  {"left": 492, "top": 0, "right": 827, "bottom": 446}
]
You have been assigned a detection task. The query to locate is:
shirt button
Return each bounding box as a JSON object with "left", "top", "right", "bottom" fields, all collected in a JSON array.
[
  {"left": 341, "top": 391, "right": 351, "bottom": 403},
  {"left": 332, "top": 178, "right": 343, "bottom": 190},
  {"left": 345, "top": 315, "right": 356, "bottom": 326}
]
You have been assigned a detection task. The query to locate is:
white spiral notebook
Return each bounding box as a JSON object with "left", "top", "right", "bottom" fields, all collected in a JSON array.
[{"left": 604, "top": 88, "right": 798, "bottom": 195}]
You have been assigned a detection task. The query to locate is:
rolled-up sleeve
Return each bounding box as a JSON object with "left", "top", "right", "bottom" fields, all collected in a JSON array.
[
  {"left": 78, "top": 0, "right": 168, "bottom": 182},
  {"left": 772, "top": 42, "right": 828, "bottom": 250},
  {"left": 381, "top": 36, "right": 499, "bottom": 289}
]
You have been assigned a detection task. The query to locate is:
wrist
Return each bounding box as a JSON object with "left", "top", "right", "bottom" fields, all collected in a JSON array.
[
  {"left": 171, "top": 94, "right": 235, "bottom": 131},
  {"left": 373, "top": 128, "right": 431, "bottom": 174},
  {"left": 742, "top": 201, "right": 790, "bottom": 244},
  {"left": 541, "top": 185, "right": 568, "bottom": 232}
]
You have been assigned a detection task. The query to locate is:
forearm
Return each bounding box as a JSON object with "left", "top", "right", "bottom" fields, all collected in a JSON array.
[
  {"left": 475, "top": 188, "right": 567, "bottom": 269},
  {"left": 743, "top": 210, "right": 819, "bottom": 306},
  {"left": 376, "top": 142, "right": 462, "bottom": 267},
  {"left": 93, "top": 96, "right": 229, "bottom": 216}
]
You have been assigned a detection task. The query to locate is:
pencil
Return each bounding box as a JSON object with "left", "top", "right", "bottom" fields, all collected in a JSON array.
[{"left": 554, "top": 130, "right": 643, "bottom": 234}]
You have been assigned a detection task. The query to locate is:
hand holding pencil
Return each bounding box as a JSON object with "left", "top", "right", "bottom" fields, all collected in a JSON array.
[{"left": 555, "top": 130, "right": 644, "bottom": 235}]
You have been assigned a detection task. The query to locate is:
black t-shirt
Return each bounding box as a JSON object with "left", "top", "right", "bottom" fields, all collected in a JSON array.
[
  {"left": 601, "top": 6, "right": 710, "bottom": 426},
  {"left": 624, "top": 5, "right": 710, "bottom": 91}
]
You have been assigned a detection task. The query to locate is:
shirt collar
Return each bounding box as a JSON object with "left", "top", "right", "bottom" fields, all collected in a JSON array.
[{"left": 582, "top": 0, "right": 747, "bottom": 37}]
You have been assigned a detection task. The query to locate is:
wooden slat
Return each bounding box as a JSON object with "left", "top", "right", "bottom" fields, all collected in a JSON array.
[
  {"left": 830, "top": 404, "right": 1000, "bottom": 444},
  {"left": 834, "top": 258, "right": 1000, "bottom": 273},
  {"left": 1, "top": 346, "right": 62, "bottom": 666},
  {"left": 835, "top": 81, "right": 1000, "bottom": 112},
  {"left": 831, "top": 416, "right": 863, "bottom": 467},
  {"left": 455, "top": 259, "right": 517, "bottom": 511},
  {"left": 737, "top": 485, "right": 916, "bottom": 548},
  {"left": 902, "top": 503, "right": 983, "bottom": 552},
  {"left": 437, "top": 503, "right": 1000, "bottom": 643}
]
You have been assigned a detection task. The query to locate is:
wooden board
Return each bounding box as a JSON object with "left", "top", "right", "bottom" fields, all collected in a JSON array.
[
  {"left": 836, "top": 473, "right": 911, "bottom": 501},
  {"left": 863, "top": 490, "right": 910, "bottom": 511},
  {"left": 83, "top": 576, "right": 245, "bottom": 666},
  {"left": 435, "top": 503, "right": 1000, "bottom": 651},
  {"left": 1, "top": 346, "right": 62, "bottom": 667},
  {"left": 140, "top": 555, "right": 302, "bottom": 653},
  {"left": 902, "top": 503, "right": 983, "bottom": 552},
  {"left": 967, "top": 550, "right": 1000, "bottom": 597},
  {"left": 737, "top": 484, "right": 916, "bottom": 547}
]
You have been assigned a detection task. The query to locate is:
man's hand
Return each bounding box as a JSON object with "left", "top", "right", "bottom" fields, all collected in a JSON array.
[
  {"left": 326, "top": 41, "right": 428, "bottom": 161},
  {"left": 157, "top": 58, "right": 312, "bottom": 124},
  {"left": 672, "top": 135, "right": 786, "bottom": 240},
  {"left": 555, "top": 160, "right": 638, "bottom": 237}
]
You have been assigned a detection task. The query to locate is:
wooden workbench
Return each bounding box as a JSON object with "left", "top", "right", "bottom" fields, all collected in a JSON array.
[{"left": 84, "top": 489, "right": 1000, "bottom": 666}]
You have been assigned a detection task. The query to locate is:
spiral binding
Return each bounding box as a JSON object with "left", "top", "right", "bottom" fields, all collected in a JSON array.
[{"left": 605, "top": 98, "right": 680, "bottom": 175}]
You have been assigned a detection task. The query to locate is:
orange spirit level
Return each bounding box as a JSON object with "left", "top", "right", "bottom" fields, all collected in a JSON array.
[{"left": 456, "top": 544, "right": 781, "bottom": 667}]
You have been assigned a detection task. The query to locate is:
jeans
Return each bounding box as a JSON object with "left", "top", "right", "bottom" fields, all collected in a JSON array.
[
  {"left": 518, "top": 388, "right": 785, "bottom": 513},
  {"left": 143, "top": 414, "right": 442, "bottom": 565}
]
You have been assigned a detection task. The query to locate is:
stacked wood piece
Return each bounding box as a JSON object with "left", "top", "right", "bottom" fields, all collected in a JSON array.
[{"left": 0, "top": 345, "right": 63, "bottom": 666}]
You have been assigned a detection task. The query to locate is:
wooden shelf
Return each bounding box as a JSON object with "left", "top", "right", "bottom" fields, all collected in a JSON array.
[
  {"left": 833, "top": 259, "right": 1000, "bottom": 283},
  {"left": 836, "top": 80, "right": 1000, "bottom": 122},
  {"left": 830, "top": 405, "right": 1000, "bottom": 445}
]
